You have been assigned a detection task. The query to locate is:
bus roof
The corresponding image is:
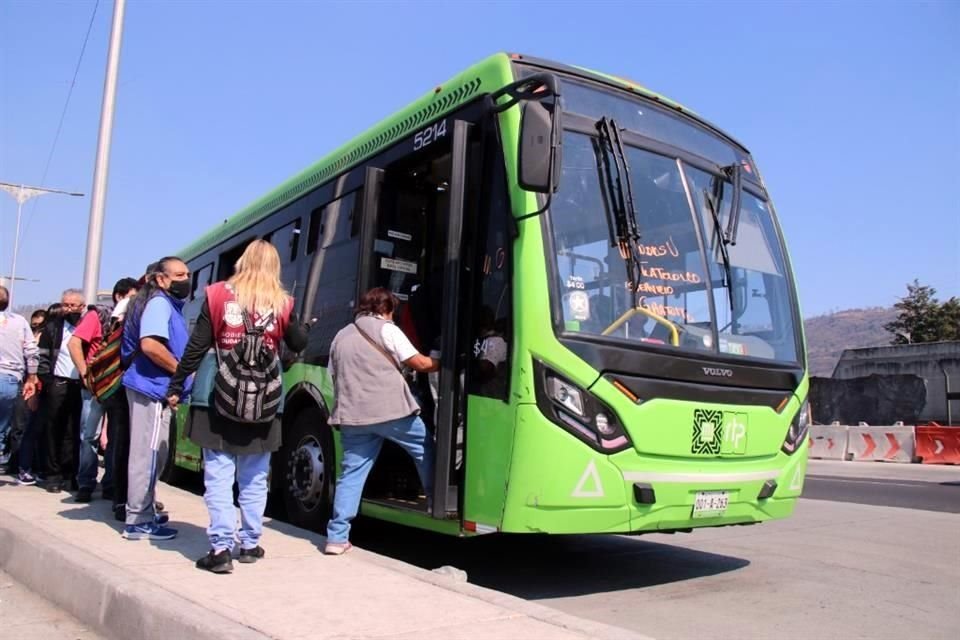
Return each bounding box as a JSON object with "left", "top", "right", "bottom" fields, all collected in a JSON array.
[
  {"left": 178, "top": 53, "right": 731, "bottom": 262},
  {"left": 178, "top": 52, "right": 516, "bottom": 261}
]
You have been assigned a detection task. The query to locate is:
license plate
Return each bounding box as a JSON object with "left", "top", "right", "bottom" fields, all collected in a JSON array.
[{"left": 692, "top": 491, "right": 729, "bottom": 518}]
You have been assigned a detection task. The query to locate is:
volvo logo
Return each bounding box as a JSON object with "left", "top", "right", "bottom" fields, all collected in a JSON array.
[{"left": 702, "top": 367, "right": 734, "bottom": 378}]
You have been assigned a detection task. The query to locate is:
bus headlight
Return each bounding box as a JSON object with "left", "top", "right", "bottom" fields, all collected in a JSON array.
[
  {"left": 594, "top": 413, "right": 615, "bottom": 436},
  {"left": 548, "top": 376, "right": 585, "bottom": 417},
  {"left": 781, "top": 400, "right": 810, "bottom": 455},
  {"left": 535, "top": 361, "right": 632, "bottom": 453}
]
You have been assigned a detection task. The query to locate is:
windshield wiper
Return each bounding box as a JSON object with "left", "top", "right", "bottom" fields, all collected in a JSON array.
[
  {"left": 704, "top": 174, "right": 735, "bottom": 312},
  {"left": 595, "top": 117, "right": 643, "bottom": 307},
  {"left": 724, "top": 162, "right": 743, "bottom": 245}
]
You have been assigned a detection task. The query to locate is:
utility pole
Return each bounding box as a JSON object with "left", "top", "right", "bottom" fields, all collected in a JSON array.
[
  {"left": 81, "top": 0, "right": 126, "bottom": 304},
  {"left": 0, "top": 182, "right": 83, "bottom": 302}
]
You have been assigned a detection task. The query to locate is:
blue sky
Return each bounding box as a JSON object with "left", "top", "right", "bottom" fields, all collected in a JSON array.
[{"left": 1, "top": 0, "right": 957, "bottom": 316}]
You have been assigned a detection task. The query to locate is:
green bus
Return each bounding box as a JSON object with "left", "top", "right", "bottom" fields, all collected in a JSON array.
[{"left": 170, "top": 53, "right": 809, "bottom": 536}]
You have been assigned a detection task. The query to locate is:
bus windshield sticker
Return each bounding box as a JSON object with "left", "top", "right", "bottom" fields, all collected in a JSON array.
[
  {"left": 380, "top": 257, "right": 418, "bottom": 275},
  {"left": 387, "top": 230, "right": 412, "bottom": 242},
  {"left": 568, "top": 290, "right": 591, "bottom": 321}
]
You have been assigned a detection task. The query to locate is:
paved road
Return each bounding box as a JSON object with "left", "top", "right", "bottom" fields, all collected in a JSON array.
[
  {"left": 804, "top": 474, "right": 960, "bottom": 512},
  {"left": 347, "top": 461, "right": 960, "bottom": 640},
  {"left": 171, "top": 459, "right": 960, "bottom": 639},
  {"left": 0, "top": 569, "right": 103, "bottom": 640}
]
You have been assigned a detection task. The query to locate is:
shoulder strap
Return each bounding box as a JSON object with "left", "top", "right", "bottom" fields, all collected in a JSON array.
[{"left": 352, "top": 321, "right": 403, "bottom": 374}]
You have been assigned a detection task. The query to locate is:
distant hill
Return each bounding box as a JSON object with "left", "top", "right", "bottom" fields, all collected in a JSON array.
[{"left": 803, "top": 307, "right": 898, "bottom": 377}]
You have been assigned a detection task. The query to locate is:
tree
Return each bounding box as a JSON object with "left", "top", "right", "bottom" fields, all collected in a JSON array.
[
  {"left": 885, "top": 280, "right": 960, "bottom": 344},
  {"left": 939, "top": 297, "right": 960, "bottom": 341}
]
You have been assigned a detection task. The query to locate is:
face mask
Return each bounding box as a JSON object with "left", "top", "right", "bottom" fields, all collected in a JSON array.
[
  {"left": 168, "top": 279, "right": 191, "bottom": 300},
  {"left": 66, "top": 312, "right": 82, "bottom": 325}
]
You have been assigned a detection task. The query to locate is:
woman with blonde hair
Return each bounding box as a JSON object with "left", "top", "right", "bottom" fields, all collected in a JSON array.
[{"left": 167, "top": 239, "right": 308, "bottom": 573}]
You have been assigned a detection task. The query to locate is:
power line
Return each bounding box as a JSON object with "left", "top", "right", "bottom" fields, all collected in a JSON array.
[{"left": 21, "top": 0, "right": 100, "bottom": 242}]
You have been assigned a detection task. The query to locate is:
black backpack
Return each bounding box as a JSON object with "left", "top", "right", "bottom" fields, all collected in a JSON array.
[{"left": 213, "top": 310, "right": 283, "bottom": 424}]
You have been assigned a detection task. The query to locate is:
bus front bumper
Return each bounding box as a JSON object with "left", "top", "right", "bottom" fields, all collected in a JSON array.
[{"left": 499, "top": 405, "right": 807, "bottom": 534}]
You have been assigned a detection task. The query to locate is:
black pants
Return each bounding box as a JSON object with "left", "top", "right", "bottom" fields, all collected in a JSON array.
[
  {"left": 8, "top": 392, "right": 42, "bottom": 473},
  {"left": 43, "top": 377, "right": 83, "bottom": 484},
  {"left": 104, "top": 391, "right": 130, "bottom": 512}
]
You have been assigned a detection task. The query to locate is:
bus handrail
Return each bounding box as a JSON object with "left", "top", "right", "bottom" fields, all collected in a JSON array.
[{"left": 601, "top": 306, "right": 680, "bottom": 346}]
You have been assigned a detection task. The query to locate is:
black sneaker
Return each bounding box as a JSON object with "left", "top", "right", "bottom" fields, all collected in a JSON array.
[
  {"left": 238, "top": 546, "right": 265, "bottom": 564},
  {"left": 196, "top": 549, "right": 233, "bottom": 574},
  {"left": 45, "top": 482, "right": 63, "bottom": 494},
  {"left": 75, "top": 488, "right": 93, "bottom": 503}
]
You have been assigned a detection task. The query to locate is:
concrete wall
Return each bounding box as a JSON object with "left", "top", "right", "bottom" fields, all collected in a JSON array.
[{"left": 832, "top": 342, "right": 960, "bottom": 424}]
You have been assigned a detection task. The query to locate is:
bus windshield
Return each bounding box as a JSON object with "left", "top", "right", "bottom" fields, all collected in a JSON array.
[{"left": 548, "top": 91, "right": 800, "bottom": 364}]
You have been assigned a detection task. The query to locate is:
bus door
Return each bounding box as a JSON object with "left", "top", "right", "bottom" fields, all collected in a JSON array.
[{"left": 359, "top": 117, "right": 477, "bottom": 518}]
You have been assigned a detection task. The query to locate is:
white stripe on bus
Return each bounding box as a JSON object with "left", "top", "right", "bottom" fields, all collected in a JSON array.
[{"left": 622, "top": 469, "right": 781, "bottom": 484}]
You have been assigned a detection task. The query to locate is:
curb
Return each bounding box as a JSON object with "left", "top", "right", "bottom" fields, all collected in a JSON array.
[{"left": 0, "top": 508, "right": 267, "bottom": 640}]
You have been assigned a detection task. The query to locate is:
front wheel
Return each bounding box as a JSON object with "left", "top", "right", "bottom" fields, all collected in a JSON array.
[{"left": 276, "top": 408, "right": 335, "bottom": 531}]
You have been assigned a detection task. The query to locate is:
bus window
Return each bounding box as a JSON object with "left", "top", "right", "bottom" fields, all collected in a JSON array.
[
  {"left": 468, "top": 146, "right": 511, "bottom": 400},
  {"left": 265, "top": 219, "right": 302, "bottom": 263},
  {"left": 217, "top": 238, "right": 255, "bottom": 281},
  {"left": 191, "top": 263, "right": 213, "bottom": 300},
  {"left": 372, "top": 147, "right": 453, "bottom": 353},
  {"left": 265, "top": 218, "right": 302, "bottom": 292},
  {"left": 302, "top": 190, "right": 363, "bottom": 363},
  {"left": 306, "top": 207, "right": 323, "bottom": 255}
]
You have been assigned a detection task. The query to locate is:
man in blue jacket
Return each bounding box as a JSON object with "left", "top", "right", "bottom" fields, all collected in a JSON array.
[{"left": 120, "top": 257, "right": 192, "bottom": 541}]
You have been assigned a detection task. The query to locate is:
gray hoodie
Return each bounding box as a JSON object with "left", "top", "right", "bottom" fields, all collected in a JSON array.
[{"left": 0, "top": 311, "right": 39, "bottom": 383}]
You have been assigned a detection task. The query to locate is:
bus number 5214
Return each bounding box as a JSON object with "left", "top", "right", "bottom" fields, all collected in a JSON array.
[{"left": 414, "top": 120, "right": 448, "bottom": 151}]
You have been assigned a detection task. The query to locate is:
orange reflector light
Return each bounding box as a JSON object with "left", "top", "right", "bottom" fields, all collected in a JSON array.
[
  {"left": 612, "top": 379, "right": 639, "bottom": 403},
  {"left": 775, "top": 396, "right": 790, "bottom": 413}
]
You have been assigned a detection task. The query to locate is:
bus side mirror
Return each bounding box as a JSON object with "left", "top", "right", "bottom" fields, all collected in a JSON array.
[{"left": 519, "top": 100, "right": 562, "bottom": 193}]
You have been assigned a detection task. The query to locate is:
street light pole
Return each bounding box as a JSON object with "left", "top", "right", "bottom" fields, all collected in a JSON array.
[
  {"left": 82, "top": 0, "right": 126, "bottom": 304},
  {"left": 0, "top": 182, "right": 84, "bottom": 302}
]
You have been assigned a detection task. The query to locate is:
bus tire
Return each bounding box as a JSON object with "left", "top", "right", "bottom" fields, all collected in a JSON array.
[{"left": 277, "top": 408, "right": 335, "bottom": 532}]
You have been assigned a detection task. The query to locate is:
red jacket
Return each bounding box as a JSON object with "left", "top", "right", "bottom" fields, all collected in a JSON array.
[{"left": 205, "top": 282, "right": 293, "bottom": 353}]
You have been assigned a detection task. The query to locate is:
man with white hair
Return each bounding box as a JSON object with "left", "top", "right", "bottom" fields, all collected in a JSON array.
[
  {"left": 37, "top": 288, "right": 86, "bottom": 493},
  {"left": 0, "top": 285, "right": 39, "bottom": 470}
]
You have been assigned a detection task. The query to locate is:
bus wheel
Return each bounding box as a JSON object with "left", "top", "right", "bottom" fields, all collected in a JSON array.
[{"left": 279, "top": 408, "right": 334, "bottom": 531}]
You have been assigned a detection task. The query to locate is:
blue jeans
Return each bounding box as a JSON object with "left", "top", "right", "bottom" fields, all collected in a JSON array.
[
  {"left": 0, "top": 374, "right": 20, "bottom": 459},
  {"left": 326, "top": 415, "right": 434, "bottom": 544},
  {"left": 77, "top": 389, "right": 105, "bottom": 491},
  {"left": 202, "top": 448, "right": 271, "bottom": 552}
]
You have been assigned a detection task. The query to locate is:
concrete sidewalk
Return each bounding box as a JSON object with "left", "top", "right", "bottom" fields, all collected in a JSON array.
[{"left": 0, "top": 476, "right": 648, "bottom": 640}]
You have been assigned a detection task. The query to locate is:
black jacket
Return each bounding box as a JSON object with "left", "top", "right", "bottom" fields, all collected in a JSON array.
[{"left": 37, "top": 316, "right": 72, "bottom": 379}]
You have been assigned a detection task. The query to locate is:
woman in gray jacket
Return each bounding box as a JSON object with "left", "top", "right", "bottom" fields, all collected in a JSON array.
[{"left": 324, "top": 287, "right": 438, "bottom": 555}]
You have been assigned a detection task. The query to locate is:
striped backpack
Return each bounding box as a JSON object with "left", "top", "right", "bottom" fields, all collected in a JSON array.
[
  {"left": 85, "top": 320, "right": 125, "bottom": 402},
  {"left": 213, "top": 309, "right": 282, "bottom": 424}
]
